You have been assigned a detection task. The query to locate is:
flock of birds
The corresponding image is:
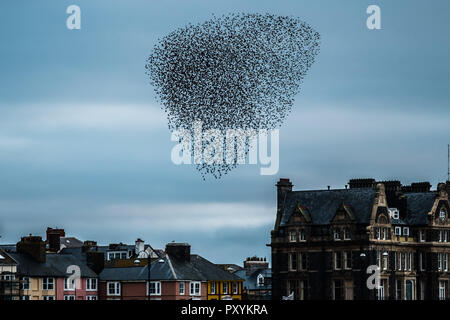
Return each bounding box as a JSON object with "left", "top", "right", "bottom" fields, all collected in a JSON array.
[{"left": 146, "top": 13, "right": 320, "bottom": 179}]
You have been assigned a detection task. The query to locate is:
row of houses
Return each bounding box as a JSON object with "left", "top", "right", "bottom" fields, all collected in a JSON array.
[{"left": 0, "top": 228, "right": 271, "bottom": 301}]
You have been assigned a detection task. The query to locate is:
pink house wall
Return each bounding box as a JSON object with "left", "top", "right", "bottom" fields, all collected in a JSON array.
[{"left": 56, "top": 277, "right": 98, "bottom": 300}]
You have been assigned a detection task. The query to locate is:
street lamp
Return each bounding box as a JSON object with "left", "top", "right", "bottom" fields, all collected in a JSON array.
[
  {"left": 133, "top": 244, "right": 164, "bottom": 301},
  {"left": 359, "top": 252, "right": 367, "bottom": 300}
]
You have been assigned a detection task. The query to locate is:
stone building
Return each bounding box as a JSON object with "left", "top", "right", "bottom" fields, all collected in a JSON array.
[{"left": 270, "top": 178, "right": 450, "bottom": 300}]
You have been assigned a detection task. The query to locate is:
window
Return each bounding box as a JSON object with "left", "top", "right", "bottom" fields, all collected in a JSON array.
[
  {"left": 419, "top": 230, "right": 425, "bottom": 242},
  {"left": 210, "top": 282, "right": 216, "bottom": 294},
  {"left": 403, "top": 227, "right": 409, "bottom": 236},
  {"left": 445, "top": 231, "right": 448, "bottom": 243},
  {"left": 377, "top": 279, "right": 386, "bottom": 300},
  {"left": 299, "top": 229, "right": 306, "bottom": 241},
  {"left": 382, "top": 228, "right": 387, "bottom": 240},
  {"left": 21, "top": 277, "right": 30, "bottom": 290},
  {"left": 299, "top": 280, "right": 308, "bottom": 300},
  {"left": 419, "top": 252, "right": 424, "bottom": 271},
  {"left": 233, "top": 282, "right": 238, "bottom": 294},
  {"left": 403, "top": 253, "right": 407, "bottom": 271},
  {"left": 438, "top": 253, "right": 443, "bottom": 271},
  {"left": 223, "top": 282, "right": 229, "bottom": 294},
  {"left": 64, "top": 295, "right": 75, "bottom": 300},
  {"left": 408, "top": 253, "right": 412, "bottom": 271},
  {"left": 42, "top": 296, "right": 54, "bottom": 301},
  {"left": 64, "top": 278, "right": 75, "bottom": 290},
  {"left": 86, "top": 278, "right": 97, "bottom": 291},
  {"left": 396, "top": 280, "right": 402, "bottom": 300},
  {"left": 190, "top": 281, "right": 201, "bottom": 296},
  {"left": 405, "top": 280, "right": 415, "bottom": 300},
  {"left": 375, "top": 227, "right": 380, "bottom": 240},
  {"left": 334, "top": 229, "right": 341, "bottom": 241},
  {"left": 289, "top": 232, "right": 297, "bottom": 242},
  {"left": 2, "top": 274, "right": 14, "bottom": 281},
  {"left": 335, "top": 252, "right": 342, "bottom": 270},
  {"left": 439, "top": 281, "right": 447, "bottom": 300},
  {"left": 445, "top": 254, "right": 449, "bottom": 272},
  {"left": 383, "top": 252, "right": 389, "bottom": 271},
  {"left": 420, "top": 280, "right": 426, "bottom": 300},
  {"left": 107, "top": 251, "right": 128, "bottom": 260},
  {"left": 344, "top": 228, "right": 351, "bottom": 240},
  {"left": 21, "top": 296, "right": 30, "bottom": 300},
  {"left": 344, "top": 251, "right": 352, "bottom": 270},
  {"left": 299, "top": 253, "right": 308, "bottom": 271},
  {"left": 180, "top": 282, "right": 185, "bottom": 295},
  {"left": 257, "top": 274, "right": 264, "bottom": 287},
  {"left": 440, "top": 209, "right": 446, "bottom": 222},
  {"left": 333, "top": 280, "right": 344, "bottom": 300},
  {"left": 439, "top": 231, "right": 443, "bottom": 242},
  {"left": 395, "top": 227, "right": 401, "bottom": 236},
  {"left": 42, "top": 277, "right": 54, "bottom": 290},
  {"left": 289, "top": 253, "right": 297, "bottom": 271},
  {"left": 149, "top": 281, "right": 161, "bottom": 295},
  {"left": 107, "top": 282, "right": 120, "bottom": 296},
  {"left": 394, "top": 252, "right": 398, "bottom": 270},
  {"left": 86, "top": 296, "right": 97, "bottom": 300},
  {"left": 288, "top": 280, "right": 308, "bottom": 300}
]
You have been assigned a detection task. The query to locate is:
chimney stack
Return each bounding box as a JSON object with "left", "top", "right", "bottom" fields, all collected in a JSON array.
[
  {"left": 46, "top": 227, "right": 65, "bottom": 253},
  {"left": 348, "top": 178, "right": 376, "bottom": 189},
  {"left": 82, "top": 240, "right": 97, "bottom": 253},
  {"left": 165, "top": 243, "right": 190, "bottom": 262},
  {"left": 135, "top": 238, "right": 145, "bottom": 256},
  {"left": 17, "top": 235, "right": 46, "bottom": 263},
  {"left": 275, "top": 178, "right": 293, "bottom": 230},
  {"left": 244, "top": 256, "right": 269, "bottom": 275}
]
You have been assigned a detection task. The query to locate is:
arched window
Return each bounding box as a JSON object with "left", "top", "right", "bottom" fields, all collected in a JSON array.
[{"left": 257, "top": 274, "right": 265, "bottom": 287}]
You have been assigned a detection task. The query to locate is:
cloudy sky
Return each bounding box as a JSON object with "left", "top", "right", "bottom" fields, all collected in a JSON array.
[{"left": 0, "top": 0, "right": 449, "bottom": 264}]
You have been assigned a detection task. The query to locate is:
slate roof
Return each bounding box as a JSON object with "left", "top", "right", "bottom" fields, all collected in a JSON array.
[
  {"left": 60, "top": 237, "right": 84, "bottom": 248},
  {"left": 234, "top": 268, "right": 271, "bottom": 291},
  {"left": 0, "top": 244, "right": 17, "bottom": 253},
  {"left": 9, "top": 253, "right": 97, "bottom": 278},
  {"left": 280, "top": 188, "right": 377, "bottom": 226},
  {"left": 0, "top": 249, "right": 18, "bottom": 266},
  {"left": 189, "top": 255, "right": 242, "bottom": 281},
  {"left": 403, "top": 192, "right": 437, "bottom": 225},
  {"left": 99, "top": 254, "right": 243, "bottom": 282}
]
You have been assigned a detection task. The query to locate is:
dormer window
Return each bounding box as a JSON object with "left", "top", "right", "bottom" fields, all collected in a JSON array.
[
  {"left": 395, "top": 227, "right": 401, "bottom": 236},
  {"left": 299, "top": 229, "right": 306, "bottom": 241},
  {"left": 344, "top": 228, "right": 351, "bottom": 240},
  {"left": 375, "top": 227, "right": 380, "bottom": 240},
  {"left": 440, "top": 209, "right": 446, "bottom": 222},
  {"left": 403, "top": 227, "right": 409, "bottom": 237},
  {"left": 334, "top": 229, "right": 341, "bottom": 241},
  {"left": 289, "top": 232, "right": 297, "bottom": 242},
  {"left": 419, "top": 230, "right": 425, "bottom": 242}
]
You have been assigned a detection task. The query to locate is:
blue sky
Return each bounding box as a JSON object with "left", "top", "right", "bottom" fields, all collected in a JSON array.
[{"left": 0, "top": 0, "right": 449, "bottom": 264}]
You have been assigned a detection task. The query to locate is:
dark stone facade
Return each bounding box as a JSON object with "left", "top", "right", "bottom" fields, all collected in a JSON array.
[{"left": 270, "top": 178, "right": 450, "bottom": 300}]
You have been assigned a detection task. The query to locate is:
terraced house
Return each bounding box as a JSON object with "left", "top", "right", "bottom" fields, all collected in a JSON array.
[
  {"left": 8, "top": 236, "right": 98, "bottom": 300},
  {"left": 98, "top": 242, "right": 243, "bottom": 300},
  {"left": 270, "top": 178, "right": 450, "bottom": 300}
]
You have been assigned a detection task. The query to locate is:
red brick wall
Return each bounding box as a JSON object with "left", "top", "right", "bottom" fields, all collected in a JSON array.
[{"left": 122, "top": 282, "right": 146, "bottom": 300}]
